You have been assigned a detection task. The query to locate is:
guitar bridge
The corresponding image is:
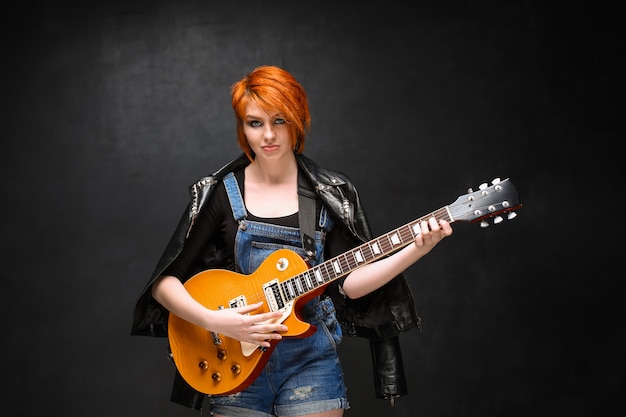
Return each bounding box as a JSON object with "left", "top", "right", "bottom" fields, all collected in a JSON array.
[
  {"left": 210, "top": 296, "right": 250, "bottom": 346},
  {"left": 208, "top": 296, "right": 247, "bottom": 346},
  {"left": 210, "top": 305, "right": 232, "bottom": 345},
  {"left": 228, "top": 295, "right": 246, "bottom": 308}
]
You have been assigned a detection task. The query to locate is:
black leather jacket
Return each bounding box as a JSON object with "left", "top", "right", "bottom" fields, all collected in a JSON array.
[{"left": 131, "top": 153, "right": 422, "bottom": 410}]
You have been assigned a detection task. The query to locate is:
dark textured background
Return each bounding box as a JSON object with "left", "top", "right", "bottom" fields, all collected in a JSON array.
[{"left": 2, "top": 1, "right": 623, "bottom": 416}]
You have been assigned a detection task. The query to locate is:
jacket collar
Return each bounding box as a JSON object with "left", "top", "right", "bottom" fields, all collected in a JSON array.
[{"left": 207, "top": 152, "right": 347, "bottom": 189}]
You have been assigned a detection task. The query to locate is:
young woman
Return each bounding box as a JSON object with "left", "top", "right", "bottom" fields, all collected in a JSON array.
[{"left": 131, "top": 65, "right": 452, "bottom": 417}]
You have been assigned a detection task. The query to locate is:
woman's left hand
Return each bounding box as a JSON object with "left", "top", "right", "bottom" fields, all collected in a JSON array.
[{"left": 414, "top": 217, "right": 453, "bottom": 249}]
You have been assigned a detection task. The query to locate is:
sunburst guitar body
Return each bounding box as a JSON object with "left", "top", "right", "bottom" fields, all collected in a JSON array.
[{"left": 168, "top": 249, "right": 321, "bottom": 396}]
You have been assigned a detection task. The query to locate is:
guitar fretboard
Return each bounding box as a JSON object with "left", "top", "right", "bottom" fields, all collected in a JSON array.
[{"left": 278, "top": 206, "right": 453, "bottom": 301}]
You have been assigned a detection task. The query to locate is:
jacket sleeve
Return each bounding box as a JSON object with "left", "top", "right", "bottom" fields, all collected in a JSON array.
[{"left": 130, "top": 205, "right": 192, "bottom": 337}]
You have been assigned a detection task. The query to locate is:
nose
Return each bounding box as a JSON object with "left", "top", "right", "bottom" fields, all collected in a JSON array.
[{"left": 262, "top": 124, "right": 276, "bottom": 141}]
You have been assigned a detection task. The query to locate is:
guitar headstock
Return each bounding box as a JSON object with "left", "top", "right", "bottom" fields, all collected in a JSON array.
[{"left": 448, "top": 178, "right": 521, "bottom": 227}]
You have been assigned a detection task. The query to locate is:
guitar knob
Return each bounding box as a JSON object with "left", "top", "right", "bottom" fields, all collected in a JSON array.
[
  {"left": 212, "top": 372, "right": 222, "bottom": 382},
  {"left": 494, "top": 216, "right": 503, "bottom": 224},
  {"left": 198, "top": 360, "right": 209, "bottom": 370},
  {"left": 508, "top": 212, "right": 517, "bottom": 220},
  {"left": 217, "top": 349, "right": 227, "bottom": 360},
  {"left": 231, "top": 364, "right": 241, "bottom": 375},
  {"left": 480, "top": 221, "right": 489, "bottom": 228}
]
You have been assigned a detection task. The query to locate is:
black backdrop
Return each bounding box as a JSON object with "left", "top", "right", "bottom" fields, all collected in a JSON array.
[{"left": 2, "top": 1, "right": 623, "bottom": 416}]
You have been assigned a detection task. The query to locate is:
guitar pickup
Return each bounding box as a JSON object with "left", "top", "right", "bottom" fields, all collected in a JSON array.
[{"left": 263, "top": 279, "right": 285, "bottom": 312}]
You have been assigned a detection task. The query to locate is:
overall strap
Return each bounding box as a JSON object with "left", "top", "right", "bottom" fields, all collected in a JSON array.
[
  {"left": 298, "top": 169, "right": 318, "bottom": 258},
  {"left": 223, "top": 172, "right": 247, "bottom": 222}
]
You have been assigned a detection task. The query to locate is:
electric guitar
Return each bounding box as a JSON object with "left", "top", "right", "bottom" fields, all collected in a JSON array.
[{"left": 167, "top": 177, "right": 521, "bottom": 395}]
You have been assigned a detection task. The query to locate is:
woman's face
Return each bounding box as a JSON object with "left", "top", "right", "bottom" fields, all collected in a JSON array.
[{"left": 243, "top": 100, "right": 293, "bottom": 161}]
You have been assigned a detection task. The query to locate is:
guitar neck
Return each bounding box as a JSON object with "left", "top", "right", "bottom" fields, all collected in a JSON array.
[
  {"left": 280, "top": 177, "right": 521, "bottom": 303},
  {"left": 280, "top": 206, "right": 453, "bottom": 302}
]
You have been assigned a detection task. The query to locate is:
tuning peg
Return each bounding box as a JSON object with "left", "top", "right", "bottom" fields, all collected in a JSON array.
[
  {"left": 492, "top": 177, "right": 501, "bottom": 184},
  {"left": 508, "top": 212, "right": 517, "bottom": 220},
  {"left": 480, "top": 220, "right": 489, "bottom": 228},
  {"left": 467, "top": 187, "right": 474, "bottom": 193},
  {"left": 493, "top": 216, "right": 503, "bottom": 224},
  {"left": 479, "top": 182, "right": 488, "bottom": 190}
]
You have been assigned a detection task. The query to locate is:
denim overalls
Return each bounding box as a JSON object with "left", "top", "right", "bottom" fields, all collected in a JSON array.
[{"left": 209, "top": 172, "right": 350, "bottom": 417}]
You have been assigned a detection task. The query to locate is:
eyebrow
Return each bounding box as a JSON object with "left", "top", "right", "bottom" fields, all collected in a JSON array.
[{"left": 245, "top": 112, "right": 282, "bottom": 119}]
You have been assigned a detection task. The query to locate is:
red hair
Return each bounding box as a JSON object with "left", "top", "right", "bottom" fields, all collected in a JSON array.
[{"left": 231, "top": 65, "right": 311, "bottom": 161}]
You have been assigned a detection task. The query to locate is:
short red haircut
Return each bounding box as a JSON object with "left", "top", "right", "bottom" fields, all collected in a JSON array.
[{"left": 231, "top": 65, "right": 311, "bottom": 161}]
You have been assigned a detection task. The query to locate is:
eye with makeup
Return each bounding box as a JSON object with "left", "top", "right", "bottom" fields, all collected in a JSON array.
[{"left": 247, "top": 117, "right": 286, "bottom": 128}]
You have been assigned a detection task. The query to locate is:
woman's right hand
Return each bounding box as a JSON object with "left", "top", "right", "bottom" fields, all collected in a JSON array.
[{"left": 205, "top": 302, "right": 288, "bottom": 348}]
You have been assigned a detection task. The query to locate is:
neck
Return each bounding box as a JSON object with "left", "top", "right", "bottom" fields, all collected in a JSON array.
[{"left": 247, "top": 153, "right": 298, "bottom": 184}]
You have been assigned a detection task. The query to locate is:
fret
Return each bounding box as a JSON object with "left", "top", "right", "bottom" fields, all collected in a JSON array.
[
  {"left": 294, "top": 276, "right": 303, "bottom": 294},
  {"left": 321, "top": 261, "right": 335, "bottom": 282},
  {"left": 313, "top": 268, "right": 323, "bottom": 284},
  {"left": 322, "top": 261, "right": 334, "bottom": 281},
  {"left": 304, "top": 271, "right": 313, "bottom": 290},
  {"left": 361, "top": 243, "right": 374, "bottom": 262},
  {"left": 343, "top": 251, "right": 357, "bottom": 271},
  {"left": 404, "top": 223, "right": 417, "bottom": 240},
  {"left": 379, "top": 234, "right": 393, "bottom": 253},
  {"left": 315, "top": 264, "right": 328, "bottom": 284},
  {"left": 335, "top": 254, "right": 348, "bottom": 276},
  {"left": 370, "top": 241, "right": 381, "bottom": 255},
  {"left": 342, "top": 252, "right": 352, "bottom": 270},
  {"left": 353, "top": 249, "right": 364, "bottom": 263}
]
